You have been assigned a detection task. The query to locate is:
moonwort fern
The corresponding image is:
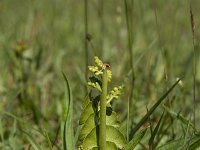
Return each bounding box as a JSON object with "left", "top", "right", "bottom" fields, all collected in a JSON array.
[
  {"left": 78, "top": 56, "right": 126, "bottom": 150},
  {"left": 77, "top": 56, "right": 181, "bottom": 150}
]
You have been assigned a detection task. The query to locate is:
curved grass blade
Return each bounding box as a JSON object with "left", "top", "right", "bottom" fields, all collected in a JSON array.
[
  {"left": 129, "top": 78, "right": 182, "bottom": 138},
  {"left": 62, "top": 73, "right": 74, "bottom": 150},
  {"left": 2, "top": 111, "right": 26, "bottom": 123}
]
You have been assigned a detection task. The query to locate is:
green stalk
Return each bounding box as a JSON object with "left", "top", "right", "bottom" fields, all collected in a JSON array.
[
  {"left": 99, "top": 0, "right": 104, "bottom": 57},
  {"left": 84, "top": 0, "right": 89, "bottom": 92},
  {"left": 189, "top": 4, "right": 196, "bottom": 128},
  {"left": 124, "top": 0, "right": 135, "bottom": 140},
  {"left": 99, "top": 69, "right": 108, "bottom": 150}
]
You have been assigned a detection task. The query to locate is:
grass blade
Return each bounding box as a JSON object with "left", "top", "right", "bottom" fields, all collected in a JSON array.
[
  {"left": 124, "top": 0, "right": 135, "bottom": 119},
  {"left": 22, "top": 130, "right": 42, "bottom": 150},
  {"left": 156, "top": 135, "right": 200, "bottom": 150},
  {"left": 163, "top": 105, "right": 196, "bottom": 131},
  {"left": 129, "top": 78, "right": 182, "bottom": 138},
  {"left": 124, "top": 128, "right": 147, "bottom": 150},
  {"left": 189, "top": 137, "right": 200, "bottom": 150},
  {"left": 156, "top": 139, "right": 184, "bottom": 150},
  {"left": 43, "top": 130, "right": 53, "bottom": 150},
  {"left": 149, "top": 111, "right": 165, "bottom": 149},
  {"left": 62, "top": 73, "right": 74, "bottom": 150}
]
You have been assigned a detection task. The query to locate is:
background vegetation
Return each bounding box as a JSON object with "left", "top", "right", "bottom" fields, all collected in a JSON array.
[{"left": 0, "top": 0, "right": 200, "bottom": 149}]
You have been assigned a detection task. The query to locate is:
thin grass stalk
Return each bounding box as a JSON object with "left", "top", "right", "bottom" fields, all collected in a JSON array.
[
  {"left": 99, "top": 69, "right": 108, "bottom": 150},
  {"left": 124, "top": 0, "right": 135, "bottom": 139},
  {"left": 129, "top": 78, "right": 182, "bottom": 137},
  {"left": 182, "top": 117, "right": 191, "bottom": 149},
  {"left": 99, "top": 0, "right": 104, "bottom": 57},
  {"left": 189, "top": 4, "right": 196, "bottom": 128},
  {"left": 126, "top": 97, "right": 130, "bottom": 142},
  {"left": 153, "top": 0, "right": 170, "bottom": 102},
  {"left": 152, "top": 0, "right": 175, "bottom": 138},
  {"left": 44, "top": 131, "right": 53, "bottom": 150},
  {"left": 84, "top": 0, "right": 89, "bottom": 91},
  {"left": 52, "top": 125, "right": 60, "bottom": 149}
]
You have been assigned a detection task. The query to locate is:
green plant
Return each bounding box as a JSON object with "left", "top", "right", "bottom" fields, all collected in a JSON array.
[
  {"left": 78, "top": 56, "right": 126, "bottom": 150},
  {"left": 76, "top": 56, "right": 182, "bottom": 150}
]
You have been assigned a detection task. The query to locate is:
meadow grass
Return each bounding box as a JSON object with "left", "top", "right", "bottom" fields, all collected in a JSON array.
[{"left": 0, "top": 0, "right": 200, "bottom": 149}]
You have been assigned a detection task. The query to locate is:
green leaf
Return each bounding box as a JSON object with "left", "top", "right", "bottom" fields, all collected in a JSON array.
[
  {"left": 62, "top": 73, "right": 74, "bottom": 150},
  {"left": 79, "top": 102, "right": 94, "bottom": 125},
  {"left": 78, "top": 114, "right": 95, "bottom": 142},
  {"left": 79, "top": 111, "right": 120, "bottom": 142},
  {"left": 129, "top": 78, "right": 182, "bottom": 138},
  {"left": 82, "top": 126, "right": 126, "bottom": 150},
  {"left": 78, "top": 97, "right": 126, "bottom": 150},
  {"left": 91, "top": 142, "right": 117, "bottom": 150},
  {"left": 124, "top": 128, "right": 147, "bottom": 150},
  {"left": 83, "top": 95, "right": 91, "bottom": 110}
]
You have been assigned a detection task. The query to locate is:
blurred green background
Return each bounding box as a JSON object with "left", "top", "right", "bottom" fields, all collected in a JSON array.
[{"left": 0, "top": 0, "right": 200, "bottom": 149}]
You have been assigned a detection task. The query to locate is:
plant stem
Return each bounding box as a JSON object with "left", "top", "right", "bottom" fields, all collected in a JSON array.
[
  {"left": 124, "top": 0, "right": 135, "bottom": 140},
  {"left": 189, "top": 4, "right": 196, "bottom": 128},
  {"left": 99, "top": 0, "right": 104, "bottom": 58},
  {"left": 84, "top": 0, "right": 89, "bottom": 92},
  {"left": 99, "top": 69, "right": 108, "bottom": 150}
]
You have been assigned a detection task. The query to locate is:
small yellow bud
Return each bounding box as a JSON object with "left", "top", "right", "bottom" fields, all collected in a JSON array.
[
  {"left": 88, "top": 66, "right": 93, "bottom": 71},
  {"left": 88, "top": 82, "right": 92, "bottom": 86},
  {"left": 111, "top": 90, "right": 115, "bottom": 94},
  {"left": 94, "top": 56, "right": 103, "bottom": 68},
  {"left": 95, "top": 72, "right": 100, "bottom": 76},
  {"left": 118, "top": 86, "right": 123, "bottom": 90},
  {"left": 114, "top": 87, "right": 118, "bottom": 91}
]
